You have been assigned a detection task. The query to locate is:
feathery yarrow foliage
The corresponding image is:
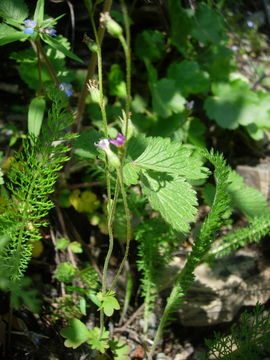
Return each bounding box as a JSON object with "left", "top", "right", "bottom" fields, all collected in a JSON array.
[
  {"left": 202, "top": 303, "right": 270, "bottom": 360},
  {"left": 0, "top": 88, "right": 74, "bottom": 283},
  {"left": 207, "top": 214, "right": 270, "bottom": 260}
]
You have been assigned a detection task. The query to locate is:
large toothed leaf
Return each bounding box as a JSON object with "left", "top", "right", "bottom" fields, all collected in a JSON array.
[
  {"left": 130, "top": 137, "right": 208, "bottom": 179},
  {"left": 0, "top": 0, "right": 28, "bottom": 22},
  {"left": 141, "top": 171, "right": 198, "bottom": 232}
]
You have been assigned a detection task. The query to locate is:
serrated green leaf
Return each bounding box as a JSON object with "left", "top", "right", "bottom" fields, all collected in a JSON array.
[
  {"left": 168, "top": 0, "right": 193, "bottom": 55},
  {"left": 167, "top": 61, "right": 209, "bottom": 96},
  {"left": 227, "top": 171, "right": 269, "bottom": 218},
  {"left": 33, "top": 0, "right": 44, "bottom": 25},
  {"left": 41, "top": 33, "right": 84, "bottom": 63},
  {"left": 125, "top": 134, "right": 149, "bottom": 161},
  {"left": 61, "top": 318, "right": 90, "bottom": 349},
  {"left": 69, "top": 241, "right": 83, "bottom": 254},
  {"left": 28, "top": 96, "right": 46, "bottom": 138},
  {"left": 130, "top": 137, "right": 208, "bottom": 179},
  {"left": 123, "top": 162, "right": 140, "bottom": 186},
  {"left": 87, "top": 327, "right": 109, "bottom": 353},
  {"left": 141, "top": 171, "right": 198, "bottom": 232},
  {"left": 192, "top": 3, "right": 227, "bottom": 44},
  {"left": 0, "top": 0, "right": 28, "bottom": 22},
  {"left": 204, "top": 79, "right": 259, "bottom": 129},
  {"left": 0, "top": 23, "right": 28, "bottom": 46},
  {"left": 73, "top": 129, "right": 102, "bottom": 159},
  {"left": 135, "top": 30, "right": 166, "bottom": 62},
  {"left": 152, "top": 78, "right": 186, "bottom": 118}
]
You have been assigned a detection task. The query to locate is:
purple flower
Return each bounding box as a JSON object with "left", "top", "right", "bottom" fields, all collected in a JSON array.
[
  {"left": 44, "top": 27, "right": 57, "bottom": 37},
  {"left": 59, "top": 83, "right": 73, "bottom": 97},
  {"left": 94, "top": 139, "right": 121, "bottom": 169},
  {"left": 109, "top": 133, "right": 125, "bottom": 147},
  {"left": 23, "top": 19, "right": 36, "bottom": 34}
]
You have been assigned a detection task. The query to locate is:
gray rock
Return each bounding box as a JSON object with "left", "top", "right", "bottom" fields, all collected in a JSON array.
[{"left": 169, "top": 247, "right": 270, "bottom": 326}]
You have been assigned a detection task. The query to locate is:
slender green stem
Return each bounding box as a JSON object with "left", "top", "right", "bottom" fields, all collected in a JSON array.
[
  {"left": 75, "top": 0, "right": 112, "bottom": 132},
  {"left": 119, "top": 0, "right": 132, "bottom": 130},
  {"left": 35, "top": 38, "right": 43, "bottom": 95},
  {"left": 119, "top": 34, "right": 131, "bottom": 138},
  {"left": 33, "top": 39, "right": 60, "bottom": 86},
  {"left": 110, "top": 167, "right": 131, "bottom": 290},
  {"left": 90, "top": 13, "right": 108, "bottom": 138}
]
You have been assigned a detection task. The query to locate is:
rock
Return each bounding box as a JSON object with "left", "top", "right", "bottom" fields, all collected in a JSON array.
[
  {"left": 173, "top": 342, "right": 194, "bottom": 360},
  {"left": 172, "top": 247, "right": 270, "bottom": 326},
  {"left": 236, "top": 164, "right": 270, "bottom": 202}
]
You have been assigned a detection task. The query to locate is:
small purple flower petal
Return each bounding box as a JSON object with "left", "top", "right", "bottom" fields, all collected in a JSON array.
[
  {"left": 59, "top": 83, "right": 73, "bottom": 97},
  {"left": 109, "top": 133, "right": 125, "bottom": 147},
  {"left": 24, "top": 19, "right": 36, "bottom": 28},
  {"left": 45, "top": 28, "right": 57, "bottom": 37},
  {"left": 94, "top": 139, "right": 110, "bottom": 150},
  {"left": 23, "top": 28, "right": 35, "bottom": 34}
]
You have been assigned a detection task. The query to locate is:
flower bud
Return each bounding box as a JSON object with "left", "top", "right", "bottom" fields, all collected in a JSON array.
[
  {"left": 100, "top": 12, "right": 123, "bottom": 38},
  {"left": 87, "top": 80, "right": 100, "bottom": 104},
  {"left": 95, "top": 139, "right": 121, "bottom": 169}
]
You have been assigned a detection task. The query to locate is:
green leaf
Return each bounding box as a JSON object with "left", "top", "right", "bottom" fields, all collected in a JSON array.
[
  {"left": 69, "top": 241, "right": 83, "bottom": 254},
  {"left": 123, "top": 162, "right": 140, "bottom": 186},
  {"left": 61, "top": 318, "right": 90, "bottom": 349},
  {"left": 0, "top": 0, "right": 28, "bottom": 22},
  {"left": 227, "top": 170, "right": 269, "bottom": 218},
  {"left": 33, "top": 0, "right": 44, "bottom": 25},
  {"left": 141, "top": 171, "right": 198, "bottom": 232},
  {"left": 55, "top": 237, "right": 70, "bottom": 250},
  {"left": 187, "top": 118, "right": 206, "bottom": 148},
  {"left": 28, "top": 96, "right": 46, "bottom": 138},
  {"left": 55, "top": 262, "right": 77, "bottom": 284},
  {"left": 87, "top": 327, "right": 109, "bottom": 353},
  {"left": 129, "top": 137, "right": 208, "bottom": 179},
  {"left": 108, "top": 64, "right": 126, "bottom": 97},
  {"left": 73, "top": 129, "right": 102, "bottom": 159},
  {"left": 110, "top": 338, "right": 130, "bottom": 360},
  {"left": 167, "top": 61, "right": 209, "bottom": 96},
  {"left": 135, "top": 30, "right": 166, "bottom": 62},
  {"left": 201, "top": 45, "right": 235, "bottom": 82},
  {"left": 152, "top": 78, "right": 186, "bottom": 118},
  {"left": 167, "top": 0, "right": 193, "bottom": 55},
  {"left": 204, "top": 79, "right": 259, "bottom": 129},
  {"left": 41, "top": 33, "right": 84, "bottom": 63},
  {"left": 0, "top": 23, "right": 28, "bottom": 46},
  {"left": 192, "top": 3, "right": 227, "bottom": 44},
  {"left": 97, "top": 291, "right": 120, "bottom": 317}
]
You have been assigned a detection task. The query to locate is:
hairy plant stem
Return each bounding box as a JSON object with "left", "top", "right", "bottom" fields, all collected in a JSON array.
[
  {"left": 119, "top": 0, "right": 132, "bottom": 130},
  {"left": 33, "top": 39, "right": 60, "bottom": 86},
  {"left": 75, "top": 0, "right": 112, "bottom": 132},
  {"left": 35, "top": 38, "right": 43, "bottom": 95},
  {"left": 110, "top": 167, "right": 131, "bottom": 290},
  {"left": 119, "top": 33, "right": 131, "bottom": 138}
]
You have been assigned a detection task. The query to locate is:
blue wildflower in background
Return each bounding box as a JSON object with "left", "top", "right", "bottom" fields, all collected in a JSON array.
[
  {"left": 44, "top": 28, "right": 57, "bottom": 37},
  {"left": 59, "top": 83, "right": 73, "bottom": 97},
  {"left": 23, "top": 19, "right": 36, "bottom": 34}
]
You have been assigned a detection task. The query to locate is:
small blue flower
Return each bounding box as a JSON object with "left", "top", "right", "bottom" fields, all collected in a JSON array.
[
  {"left": 24, "top": 28, "right": 35, "bottom": 34},
  {"left": 247, "top": 20, "right": 254, "bottom": 28},
  {"left": 23, "top": 19, "right": 36, "bottom": 34},
  {"left": 24, "top": 19, "right": 36, "bottom": 28},
  {"left": 44, "top": 28, "right": 57, "bottom": 37},
  {"left": 59, "top": 83, "right": 73, "bottom": 97}
]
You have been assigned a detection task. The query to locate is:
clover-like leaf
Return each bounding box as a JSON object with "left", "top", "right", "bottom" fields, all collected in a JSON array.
[
  {"left": 60, "top": 318, "right": 90, "bottom": 349},
  {"left": 97, "top": 291, "right": 120, "bottom": 317}
]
